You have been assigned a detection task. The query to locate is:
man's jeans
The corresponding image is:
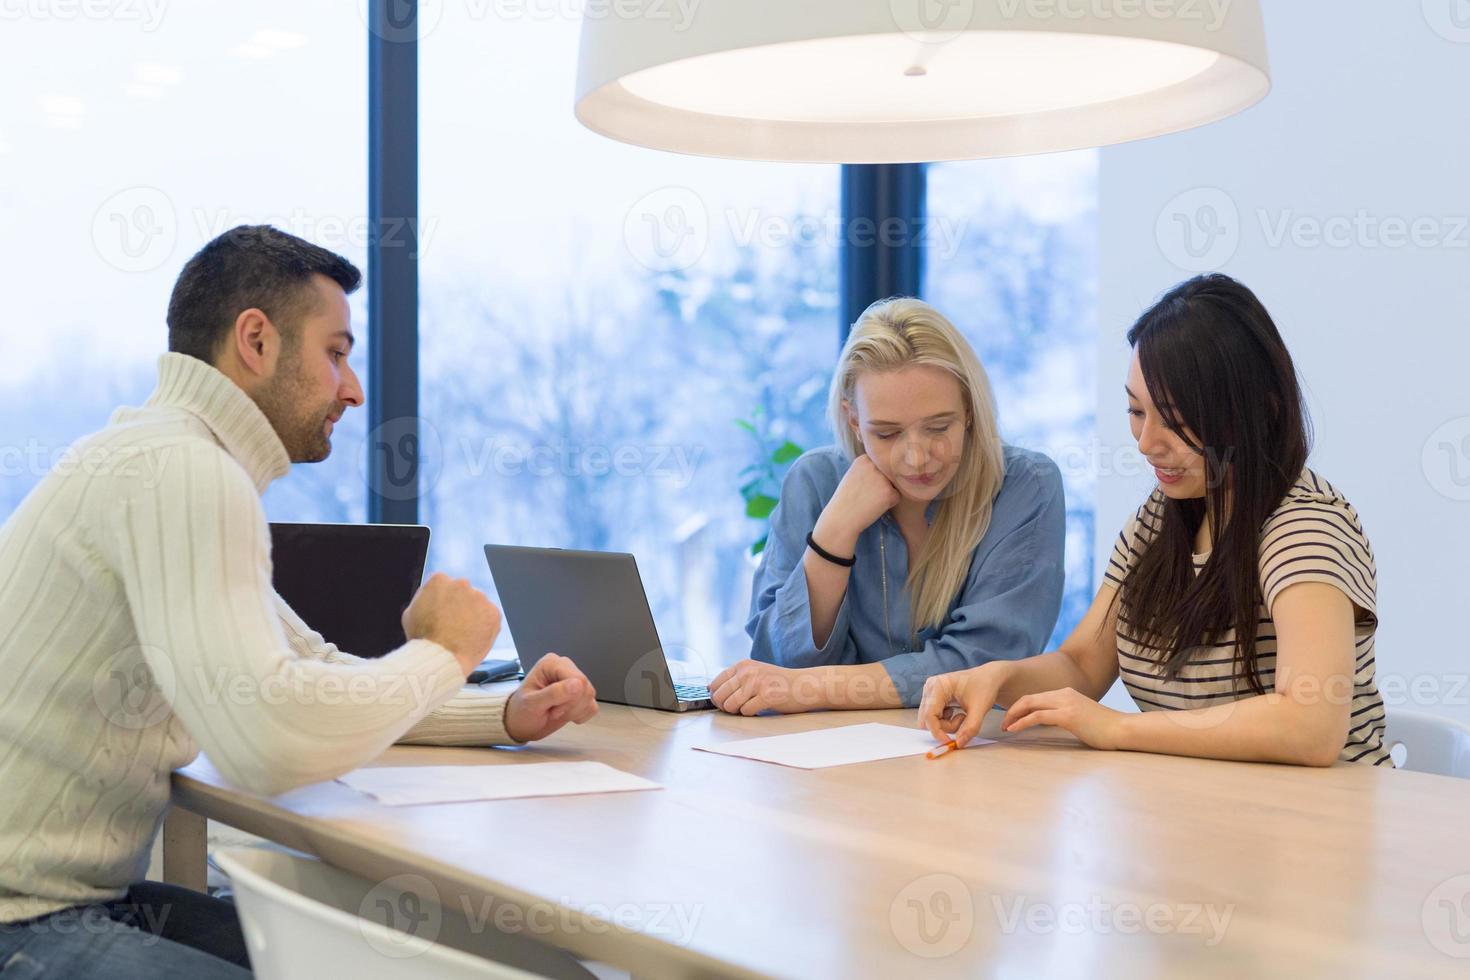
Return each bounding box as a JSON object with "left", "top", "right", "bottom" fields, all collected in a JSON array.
[{"left": 0, "top": 881, "right": 251, "bottom": 978}]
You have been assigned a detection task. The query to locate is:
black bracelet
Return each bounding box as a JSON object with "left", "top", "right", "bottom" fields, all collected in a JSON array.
[{"left": 806, "top": 532, "right": 856, "bottom": 568}]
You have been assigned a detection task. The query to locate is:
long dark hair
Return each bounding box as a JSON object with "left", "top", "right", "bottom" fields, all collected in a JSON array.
[{"left": 1114, "top": 274, "right": 1311, "bottom": 692}]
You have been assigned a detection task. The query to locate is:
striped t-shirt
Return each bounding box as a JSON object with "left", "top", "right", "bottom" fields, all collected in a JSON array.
[{"left": 1104, "top": 469, "right": 1391, "bottom": 766}]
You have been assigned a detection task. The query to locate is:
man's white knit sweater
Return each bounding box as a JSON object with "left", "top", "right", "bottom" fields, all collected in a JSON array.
[{"left": 0, "top": 353, "right": 514, "bottom": 924}]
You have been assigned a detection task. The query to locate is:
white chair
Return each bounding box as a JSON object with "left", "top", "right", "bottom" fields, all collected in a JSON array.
[
  {"left": 214, "top": 848, "right": 598, "bottom": 980},
  {"left": 1381, "top": 709, "right": 1470, "bottom": 778}
]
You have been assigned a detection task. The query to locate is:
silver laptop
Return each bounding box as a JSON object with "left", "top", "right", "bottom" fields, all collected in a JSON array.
[{"left": 483, "top": 545, "right": 714, "bottom": 712}]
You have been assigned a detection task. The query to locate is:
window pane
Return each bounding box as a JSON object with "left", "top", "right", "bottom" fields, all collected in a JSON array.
[
  {"left": 924, "top": 154, "right": 1100, "bottom": 647},
  {"left": 421, "top": 11, "right": 839, "bottom": 676},
  {"left": 0, "top": 4, "right": 367, "bottom": 522}
]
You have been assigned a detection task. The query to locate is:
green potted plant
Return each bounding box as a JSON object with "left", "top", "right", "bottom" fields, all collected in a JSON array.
[{"left": 737, "top": 409, "right": 804, "bottom": 557}]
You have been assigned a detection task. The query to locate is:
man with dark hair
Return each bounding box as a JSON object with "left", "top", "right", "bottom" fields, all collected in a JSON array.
[
  {"left": 166, "top": 225, "right": 365, "bottom": 463},
  {"left": 0, "top": 226, "right": 599, "bottom": 978}
]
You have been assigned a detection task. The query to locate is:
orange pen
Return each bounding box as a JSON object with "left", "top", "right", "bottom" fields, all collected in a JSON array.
[{"left": 926, "top": 739, "right": 959, "bottom": 760}]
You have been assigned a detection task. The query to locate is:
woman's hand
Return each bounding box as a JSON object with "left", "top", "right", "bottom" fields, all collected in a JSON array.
[
  {"left": 917, "top": 663, "right": 1009, "bottom": 748},
  {"left": 710, "top": 661, "right": 826, "bottom": 715},
  {"left": 811, "top": 455, "right": 902, "bottom": 555},
  {"left": 1002, "top": 688, "right": 1127, "bottom": 750}
]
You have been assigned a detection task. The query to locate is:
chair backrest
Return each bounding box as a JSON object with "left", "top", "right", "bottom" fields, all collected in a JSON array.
[
  {"left": 1382, "top": 709, "right": 1470, "bottom": 779},
  {"left": 214, "top": 848, "right": 542, "bottom": 980}
]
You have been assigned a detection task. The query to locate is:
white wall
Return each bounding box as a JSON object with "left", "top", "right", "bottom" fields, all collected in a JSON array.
[{"left": 1095, "top": 0, "right": 1470, "bottom": 724}]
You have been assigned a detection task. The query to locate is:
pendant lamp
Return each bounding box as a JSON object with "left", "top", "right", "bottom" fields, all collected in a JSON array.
[{"left": 575, "top": 0, "right": 1269, "bottom": 162}]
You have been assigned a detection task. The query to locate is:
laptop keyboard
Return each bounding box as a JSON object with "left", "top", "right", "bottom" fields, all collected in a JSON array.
[{"left": 674, "top": 683, "right": 711, "bottom": 701}]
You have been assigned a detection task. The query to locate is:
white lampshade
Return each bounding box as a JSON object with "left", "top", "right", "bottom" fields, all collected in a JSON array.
[{"left": 575, "top": 0, "right": 1270, "bottom": 163}]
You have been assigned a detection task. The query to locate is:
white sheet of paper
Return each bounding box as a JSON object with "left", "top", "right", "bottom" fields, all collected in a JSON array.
[
  {"left": 693, "top": 723, "right": 994, "bottom": 770},
  {"left": 337, "top": 762, "right": 662, "bottom": 806}
]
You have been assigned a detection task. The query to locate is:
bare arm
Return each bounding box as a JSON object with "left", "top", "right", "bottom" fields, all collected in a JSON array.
[
  {"left": 1000, "top": 582, "right": 1358, "bottom": 767},
  {"left": 1102, "top": 583, "right": 1355, "bottom": 766},
  {"left": 803, "top": 513, "right": 858, "bottom": 650},
  {"left": 919, "top": 580, "right": 1123, "bottom": 745},
  {"left": 803, "top": 456, "right": 900, "bottom": 648}
]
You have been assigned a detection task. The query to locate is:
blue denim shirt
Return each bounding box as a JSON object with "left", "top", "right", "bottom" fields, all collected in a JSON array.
[{"left": 745, "top": 445, "right": 1066, "bottom": 707}]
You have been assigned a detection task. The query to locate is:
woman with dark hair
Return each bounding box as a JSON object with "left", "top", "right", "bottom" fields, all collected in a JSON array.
[{"left": 918, "top": 274, "right": 1390, "bottom": 767}]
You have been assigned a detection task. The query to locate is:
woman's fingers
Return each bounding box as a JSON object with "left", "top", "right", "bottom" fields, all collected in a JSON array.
[
  {"left": 920, "top": 699, "right": 948, "bottom": 742},
  {"left": 710, "top": 676, "right": 741, "bottom": 710},
  {"left": 952, "top": 706, "right": 987, "bottom": 748},
  {"left": 919, "top": 677, "right": 958, "bottom": 741},
  {"left": 1002, "top": 691, "right": 1054, "bottom": 730},
  {"left": 720, "top": 685, "right": 754, "bottom": 715},
  {"left": 1005, "top": 707, "right": 1060, "bottom": 734}
]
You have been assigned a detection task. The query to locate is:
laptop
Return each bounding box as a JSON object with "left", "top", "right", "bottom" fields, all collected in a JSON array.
[
  {"left": 483, "top": 545, "right": 714, "bottom": 712},
  {"left": 269, "top": 522, "right": 430, "bottom": 660}
]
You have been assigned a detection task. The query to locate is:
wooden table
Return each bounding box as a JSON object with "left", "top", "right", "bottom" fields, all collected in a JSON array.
[{"left": 165, "top": 699, "right": 1470, "bottom": 978}]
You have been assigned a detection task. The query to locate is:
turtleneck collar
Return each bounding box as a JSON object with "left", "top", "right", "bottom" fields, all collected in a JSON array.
[{"left": 141, "top": 353, "right": 292, "bottom": 493}]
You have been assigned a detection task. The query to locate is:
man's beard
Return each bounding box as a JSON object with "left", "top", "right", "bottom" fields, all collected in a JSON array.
[{"left": 254, "top": 354, "right": 340, "bottom": 464}]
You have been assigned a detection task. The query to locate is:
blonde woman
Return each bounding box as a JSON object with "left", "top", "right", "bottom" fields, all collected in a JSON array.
[{"left": 710, "top": 298, "right": 1066, "bottom": 714}]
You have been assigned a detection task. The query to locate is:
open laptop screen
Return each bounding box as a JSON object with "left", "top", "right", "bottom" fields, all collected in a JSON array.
[{"left": 269, "top": 523, "right": 430, "bottom": 660}]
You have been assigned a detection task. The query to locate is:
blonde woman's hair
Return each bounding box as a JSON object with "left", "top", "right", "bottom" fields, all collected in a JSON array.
[{"left": 828, "top": 297, "right": 1006, "bottom": 637}]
